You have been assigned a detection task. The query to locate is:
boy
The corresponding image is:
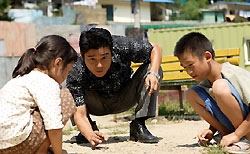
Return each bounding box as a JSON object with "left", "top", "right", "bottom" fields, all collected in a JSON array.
[{"left": 174, "top": 32, "right": 250, "bottom": 152}]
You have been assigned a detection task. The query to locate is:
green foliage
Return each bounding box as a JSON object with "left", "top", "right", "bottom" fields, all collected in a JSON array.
[
  {"left": 37, "top": 1, "right": 48, "bottom": 15},
  {"left": 158, "top": 101, "right": 197, "bottom": 116},
  {"left": 233, "top": 16, "right": 248, "bottom": 22},
  {"left": 170, "top": 0, "right": 208, "bottom": 20},
  {"left": 202, "top": 144, "right": 226, "bottom": 154},
  {"left": 0, "top": 0, "right": 13, "bottom": 21},
  {"left": 179, "top": 0, "right": 208, "bottom": 20}
]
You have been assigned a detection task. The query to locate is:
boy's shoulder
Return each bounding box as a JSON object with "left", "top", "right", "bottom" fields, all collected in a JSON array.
[{"left": 222, "top": 62, "right": 250, "bottom": 76}]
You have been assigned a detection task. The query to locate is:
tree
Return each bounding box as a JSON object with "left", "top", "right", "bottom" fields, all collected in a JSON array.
[
  {"left": 0, "top": 0, "right": 13, "bottom": 21},
  {"left": 177, "top": 0, "right": 208, "bottom": 20}
]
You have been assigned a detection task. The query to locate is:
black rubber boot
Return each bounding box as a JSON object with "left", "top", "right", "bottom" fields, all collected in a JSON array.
[{"left": 130, "top": 119, "right": 159, "bottom": 143}]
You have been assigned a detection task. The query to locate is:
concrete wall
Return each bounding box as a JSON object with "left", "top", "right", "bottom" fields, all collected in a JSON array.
[
  {"left": 72, "top": 5, "right": 107, "bottom": 25},
  {"left": 0, "top": 22, "right": 116, "bottom": 88},
  {"left": 0, "top": 56, "right": 19, "bottom": 88},
  {"left": 0, "top": 21, "right": 36, "bottom": 56}
]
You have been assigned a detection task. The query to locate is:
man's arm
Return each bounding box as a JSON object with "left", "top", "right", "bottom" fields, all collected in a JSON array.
[
  {"left": 149, "top": 43, "right": 162, "bottom": 74},
  {"left": 146, "top": 43, "right": 162, "bottom": 96},
  {"left": 74, "top": 105, "right": 108, "bottom": 147}
]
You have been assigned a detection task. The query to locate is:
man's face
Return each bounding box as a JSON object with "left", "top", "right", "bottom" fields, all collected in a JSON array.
[
  {"left": 178, "top": 50, "right": 211, "bottom": 82},
  {"left": 84, "top": 47, "right": 112, "bottom": 77}
]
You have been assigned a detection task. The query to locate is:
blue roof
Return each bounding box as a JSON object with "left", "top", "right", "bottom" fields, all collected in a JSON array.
[
  {"left": 110, "top": 0, "right": 175, "bottom": 3},
  {"left": 215, "top": 1, "right": 250, "bottom": 6},
  {"left": 143, "top": 0, "right": 174, "bottom": 3}
]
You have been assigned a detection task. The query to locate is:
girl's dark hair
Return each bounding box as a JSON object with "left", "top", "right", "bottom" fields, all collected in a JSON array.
[
  {"left": 174, "top": 32, "right": 215, "bottom": 59},
  {"left": 12, "top": 35, "right": 78, "bottom": 78},
  {"left": 79, "top": 28, "right": 113, "bottom": 55}
]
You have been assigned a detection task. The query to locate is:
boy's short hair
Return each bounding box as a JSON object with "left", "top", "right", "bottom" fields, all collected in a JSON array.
[
  {"left": 79, "top": 28, "right": 113, "bottom": 55},
  {"left": 174, "top": 32, "right": 215, "bottom": 59}
]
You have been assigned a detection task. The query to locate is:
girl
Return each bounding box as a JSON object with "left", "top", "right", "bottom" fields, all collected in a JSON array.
[{"left": 0, "top": 35, "right": 78, "bottom": 154}]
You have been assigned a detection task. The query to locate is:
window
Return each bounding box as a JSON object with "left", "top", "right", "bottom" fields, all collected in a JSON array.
[
  {"left": 244, "top": 38, "right": 250, "bottom": 65},
  {"left": 102, "top": 5, "right": 113, "bottom": 21}
]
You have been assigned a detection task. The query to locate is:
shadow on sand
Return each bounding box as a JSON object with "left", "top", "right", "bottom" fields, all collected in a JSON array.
[
  {"left": 64, "top": 136, "right": 129, "bottom": 150},
  {"left": 176, "top": 143, "right": 199, "bottom": 148}
]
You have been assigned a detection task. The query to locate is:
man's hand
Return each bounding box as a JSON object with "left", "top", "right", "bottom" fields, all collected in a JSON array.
[
  {"left": 87, "top": 130, "right": 109, "bottom": 147},
  {"left": 74, "top": 105, "right": 109, "bottom": 147},
  {"left": 198, "top": 129, "right": 214, "bottom": 145},
  {"left": 145, "top": 74, "right": 159, "bottom": 96}
]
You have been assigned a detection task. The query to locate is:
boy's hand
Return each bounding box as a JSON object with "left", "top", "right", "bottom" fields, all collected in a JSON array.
[
  {"left": 145, "top": 74, "right": 159, "bottom": 96},
  {"left": 198, "top": 129, "right": 214, "bottom": 145},
  {"left": 87, "top": 131, "right": 109, "bottom": 147},
  {"left": 220, "top": 132, "right": 240, "bottom": 147}
]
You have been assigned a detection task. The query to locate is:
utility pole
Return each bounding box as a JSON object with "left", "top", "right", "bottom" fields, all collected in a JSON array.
[
  {"left": 134, "top": 0, "right": 140, "bottom": 28},
  {"left": 47, "top": 0, "right": 53, "bottom": 17}
]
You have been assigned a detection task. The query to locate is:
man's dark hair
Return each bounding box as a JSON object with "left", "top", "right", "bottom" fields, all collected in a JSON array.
[
  {"left": 174, "top": 32, "right": 215, "bottom": 59},
  {"left": 79, "top": 28, "right": 113, "bottom": 55}
]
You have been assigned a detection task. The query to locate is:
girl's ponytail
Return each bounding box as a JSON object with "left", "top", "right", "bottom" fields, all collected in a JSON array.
[{"left": 12, "top": 48, "right": 37, "bottom": 78}]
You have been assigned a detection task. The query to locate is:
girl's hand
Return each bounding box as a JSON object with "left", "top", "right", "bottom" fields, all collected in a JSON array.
[
  {"left": 88, "top": 131, "right": 109, "bottom": 147},
  {"left": 145, "top": 74, "right": 159, "bottom": 96},
  {"left": 220, "top": 132, "right": 240, "bottom": 147},
  {"left": 198, "top": 129, "right": 214, "bottom": 145}
]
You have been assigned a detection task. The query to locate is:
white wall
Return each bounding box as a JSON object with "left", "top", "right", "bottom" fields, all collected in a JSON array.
[{"left": 97, "top": 0, "right": 151, "bottom": 23}]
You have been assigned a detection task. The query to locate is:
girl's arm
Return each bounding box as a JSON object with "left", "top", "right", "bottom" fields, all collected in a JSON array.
[{"left": 48, "top": 129, "right": 63, "bottom": 154}]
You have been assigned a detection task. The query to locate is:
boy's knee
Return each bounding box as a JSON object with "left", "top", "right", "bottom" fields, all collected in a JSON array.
[{"left": 212, "top": 79, "right": 231, "bottom": 97}]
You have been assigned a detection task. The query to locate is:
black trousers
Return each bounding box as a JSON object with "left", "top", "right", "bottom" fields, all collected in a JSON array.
[{"left": 85, "top": 64, "right": 163, "bottom": 118}]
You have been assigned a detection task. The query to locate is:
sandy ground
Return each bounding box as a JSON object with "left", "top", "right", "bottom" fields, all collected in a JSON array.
[{"left": 62, "top": 114, "right": 209, "bottom": 154}]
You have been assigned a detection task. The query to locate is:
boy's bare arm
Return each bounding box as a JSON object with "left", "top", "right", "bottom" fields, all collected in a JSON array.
[
  {"left": 234, "top": 113, "right": 250, "bottom": 138},
  {"left": 220, "top": 113, "right": 250, "bottom": 147}
]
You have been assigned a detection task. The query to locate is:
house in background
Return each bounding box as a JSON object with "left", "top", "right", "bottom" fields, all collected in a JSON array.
[
  {"left": 208, "top": 1, "right": 250, "bottom": 21},
  {"left": 96, "top": 0, "right": 175, "bottom": 23},
  {"left": 201, "top": 9, "right": 225, "bottom": 23}
]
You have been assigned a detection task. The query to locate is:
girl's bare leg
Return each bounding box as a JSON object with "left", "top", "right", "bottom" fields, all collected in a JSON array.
[{"left": 35, "top": 137, "right": 50, "bottom": 154}]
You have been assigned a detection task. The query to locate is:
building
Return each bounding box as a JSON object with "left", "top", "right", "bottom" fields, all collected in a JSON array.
[
  {"left": 96, "top": 0, "right": 175, "bottom": 23},
  {"left": 208, "top": 1, "right": 250, "bottom": 21},
  {"left": 201, "top": 9, "right": 225, "bottom": 23}
]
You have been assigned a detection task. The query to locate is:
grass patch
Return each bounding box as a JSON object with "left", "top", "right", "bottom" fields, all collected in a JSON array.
[
  {"left": 62, "top": 126, "right": 78, "bottom": 135},
  {"left": 202, "top": 144, "right": 226, "bottom": 154},
  {"left": 158, "top": 101, "right": 197, "bottom": 116}
]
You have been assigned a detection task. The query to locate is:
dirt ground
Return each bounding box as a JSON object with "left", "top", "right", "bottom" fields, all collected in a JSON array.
[{"left": 62, "top": 114, "right": 209, "bottom": 154}]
